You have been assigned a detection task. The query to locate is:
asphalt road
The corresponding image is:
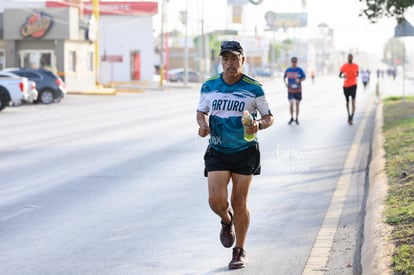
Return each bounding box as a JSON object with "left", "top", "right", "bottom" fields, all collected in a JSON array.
[{"left": 0, "top": 75, "right": 387, "bottom": 274}]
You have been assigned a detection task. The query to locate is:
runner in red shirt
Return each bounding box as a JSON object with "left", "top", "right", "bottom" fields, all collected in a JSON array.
[{"left": 339, "top": 53, "right": 359, "bottom": 125}]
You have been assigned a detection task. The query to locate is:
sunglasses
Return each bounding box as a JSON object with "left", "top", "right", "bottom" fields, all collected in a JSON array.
[{"left": 291, "top": 60, "right": 297, "bottom": 62}]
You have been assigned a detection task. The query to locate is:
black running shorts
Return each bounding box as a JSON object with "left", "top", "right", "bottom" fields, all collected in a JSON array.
[
  {"left": 288, "top": 92, "right": 302, "bottom": 101},
  {"left": 343, "top": 85, "right": 357, "bottom": 101},
  {"left": 203, "top": 144, "right": 261, "bottom": 177}
]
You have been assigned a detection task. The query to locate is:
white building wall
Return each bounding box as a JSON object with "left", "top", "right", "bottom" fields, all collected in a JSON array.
[
  {"left": 0, "top": 1, "right": 45, "bottom": 11},
  {"left": 99, "top": 15, "right": 154, "bottom": 84}
]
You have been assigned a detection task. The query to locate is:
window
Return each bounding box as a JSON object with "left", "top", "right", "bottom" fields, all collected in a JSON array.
[
  {"left": 20, "top": 52, "right": 52, "bottom": 69},
  {"left": 86, "top": 52, "right": 93, "bottom": 71},
  {"left": 68, "top": 51, "right": 77, "bottom": 72}
]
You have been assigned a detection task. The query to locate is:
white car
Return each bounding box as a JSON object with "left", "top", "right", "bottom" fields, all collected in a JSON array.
[
  {"left": 167, "top": 68, "right": 201, "bottom": 83},
  {"left": 0, "top": 71, "right": 38, "bottom": 105}
]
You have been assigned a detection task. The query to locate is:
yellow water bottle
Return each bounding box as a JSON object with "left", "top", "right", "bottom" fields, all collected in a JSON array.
[{"left": 242, "top": 110, "right": 256, "bottom": 142}]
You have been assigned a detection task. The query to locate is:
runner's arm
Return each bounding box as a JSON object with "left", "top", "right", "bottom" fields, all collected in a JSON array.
[{"left": 197, "top": 110, "right": 210, "bottom": 137}]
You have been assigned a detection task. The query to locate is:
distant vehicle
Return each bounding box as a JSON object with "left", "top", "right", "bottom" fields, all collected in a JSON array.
[
  {"left": 168, "top": 68, "right": 201, "bottom": 83},
  {"left": 250, "top": 68, "right": 275, "bottom": 78},
  {"left": 0, "top": 71, "right": 38, "bottom": 111},
  {"left": 3, "top": 68, "right": 66, "bottom": 104}
]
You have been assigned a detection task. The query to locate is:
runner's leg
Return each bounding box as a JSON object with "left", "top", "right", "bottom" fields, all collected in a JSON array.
[
  {"left": 295, "top": 100, "right": 300, "bottom": 121},
  {"left": 289, "top": 99, "right": 294, "bottom": 119},
  {"left": 208, "top": 171, "right": 232, "bottom": 223},
  {"left": 230, "top": 173, "right": 252, "bottom": 248}
]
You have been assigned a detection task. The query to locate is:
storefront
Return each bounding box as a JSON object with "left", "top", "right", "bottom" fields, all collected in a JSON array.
[
  {"left": 0, "top": 1, "right": 158, "bottom": 90},
  {"left": 46, "top": 1, "right": 158, "bottom": 85},
  {"left": 1, "top": 7, "right": 95, "bottom": 91}
]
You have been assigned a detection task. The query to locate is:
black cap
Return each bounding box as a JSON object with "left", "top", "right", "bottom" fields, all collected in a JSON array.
[{"left": 219, "top": 41, "right": 244, "bottom": 56}]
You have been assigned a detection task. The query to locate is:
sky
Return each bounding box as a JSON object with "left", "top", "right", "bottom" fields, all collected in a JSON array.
[{"left": 153, "top": 0, "right": 410, "bottom": 59}]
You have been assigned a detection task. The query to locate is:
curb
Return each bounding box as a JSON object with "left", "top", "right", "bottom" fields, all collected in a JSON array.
[
  {"left": 115, "top": 88, "right": 145, "bottom": 93},
  {"left": 67, "top": 88, "right": 117, "bottom": 96},
  {"left": 361, "top": 99, "right": 394, "bottom": 274},
  {"left": 67, "top": 88, "right": 145, "bottom": 95}
]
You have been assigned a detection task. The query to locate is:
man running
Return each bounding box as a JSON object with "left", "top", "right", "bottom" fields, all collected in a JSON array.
[
  {"left": 283, "top": 57, "right": 306, "bottom": 125},
  {"left": 196, "top": 40, "right": 274, "bottom": 270},
  {"left": 339, "top": 53, "right": 359, "bottom": 125}
]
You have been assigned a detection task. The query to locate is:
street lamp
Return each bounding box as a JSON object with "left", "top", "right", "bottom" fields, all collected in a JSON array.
[
  {"left": 92, "top": 0, "right": 99, "bottom": 85},
  {"left": 160, "top": 0, "right": 166, "bottom": 87},
  {"left": 180, "top": 1, "right": 189, "bottom": 85}
]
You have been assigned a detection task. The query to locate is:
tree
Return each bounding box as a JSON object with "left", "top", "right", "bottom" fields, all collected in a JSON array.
[
  {"left": 281, "top": 39, "right": 294, "bottom": 67},
  {"left": 359, "top": 0, "right": 414, "bottom": 22}
]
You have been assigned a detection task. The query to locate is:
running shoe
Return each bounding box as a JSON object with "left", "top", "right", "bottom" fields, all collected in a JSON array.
[
  {"left": 229, "top": 247, "right": 248, "bottom": 269},
  {"left": 220, "top": 210, "right": 235, "bottom": 248},
  {"left": 288, "top": 118, "right": 294, "bottom": 125},
  {"left": 295, "top": 119, "right": 299, "bottom": 125}
]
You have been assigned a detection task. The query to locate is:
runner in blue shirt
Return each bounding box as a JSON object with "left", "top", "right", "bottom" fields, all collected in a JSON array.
[
  {"left": 196, "top": 41, "right": 274, "bottom": 270},
  {"left": 283, "top": 56, "right": 306, "bottom": 125}
]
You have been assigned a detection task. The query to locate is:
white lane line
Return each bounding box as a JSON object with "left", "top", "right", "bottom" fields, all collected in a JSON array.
[{"left": 302, "top": 95, "right": 375, "bottom": 274}]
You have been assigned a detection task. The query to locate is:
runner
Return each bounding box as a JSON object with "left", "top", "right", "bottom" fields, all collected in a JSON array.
[
  {"left": 339, "top": 53, "right": 359, "bottom": 125},
  {"left": 283, "top": 57, "right": 306, "bottom": 125},
  {"left": 196, "top": 40, "right": 274, "bottom": 270}
]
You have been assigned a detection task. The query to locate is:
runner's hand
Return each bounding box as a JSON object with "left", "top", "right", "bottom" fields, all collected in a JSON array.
[{"left": 198, "top": 125, "right": 210, "bottom": 137}]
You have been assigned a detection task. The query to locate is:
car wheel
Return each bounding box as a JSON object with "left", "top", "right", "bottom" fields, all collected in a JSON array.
[
  {"left": 39, "top": 89, "right": 54, "bottom": 104},
  {"left": 0, "top": 87, "right": 10, "bottom": 111}
]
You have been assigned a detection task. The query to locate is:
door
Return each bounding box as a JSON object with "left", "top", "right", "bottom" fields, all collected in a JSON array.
[{"left": 130, "top": 50, "right": 140, "bottom": 80}]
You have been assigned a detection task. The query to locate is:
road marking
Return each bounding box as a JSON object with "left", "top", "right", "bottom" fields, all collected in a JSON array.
[{"left": 302, "top": 95, "right": 376, "bottom": 274}]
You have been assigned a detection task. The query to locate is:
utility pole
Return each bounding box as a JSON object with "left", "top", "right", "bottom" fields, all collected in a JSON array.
[
  {"left": 183, "top": 0, "right": 189, "bottom": 85},
  {"left": 159, "top": 0, "right": 166, "bottom": 87},
  {"left": 93, "top": 0, "right": 99, "bottom": 85},
  {"left": 394, "top": 17, "right": 414, "bottom": 102}
]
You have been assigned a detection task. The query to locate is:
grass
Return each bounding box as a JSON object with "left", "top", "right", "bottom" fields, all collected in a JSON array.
[{"left": 382, "top": 96, "right": 414, "bottom": 274}]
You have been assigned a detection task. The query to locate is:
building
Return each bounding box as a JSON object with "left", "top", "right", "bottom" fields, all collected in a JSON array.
[{"left": 0, "top": 1, "right": 158, "bottom": 91}]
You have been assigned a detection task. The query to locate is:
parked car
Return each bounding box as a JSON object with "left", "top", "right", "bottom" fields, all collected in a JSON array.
[
  {"left": 0, "top": 72, "right": 38, "bottom": 111},
  {"left": 250, "top": 68, "right": 276, "bottom": 78},
  {"left": 0, "top": 89, "right": 8, "bottom": 111},
  {"left": 168, "top": 68, "right": 201, "bottom": 83},
  {"left": 3, "top": 68, "right": 66, "bottom": 104}
]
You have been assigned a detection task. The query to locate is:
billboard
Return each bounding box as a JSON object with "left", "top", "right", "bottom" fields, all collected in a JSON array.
[
  {"left": 265, "top": 12, "right": 308, "bottom": 29},
  {"left": 227, "top": 0, "right": 249, "bottom": 5}
]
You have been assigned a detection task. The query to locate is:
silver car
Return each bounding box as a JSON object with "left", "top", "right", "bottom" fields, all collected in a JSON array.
[{"left": 0, "top": 71, "right": 38, "bottom": 104}]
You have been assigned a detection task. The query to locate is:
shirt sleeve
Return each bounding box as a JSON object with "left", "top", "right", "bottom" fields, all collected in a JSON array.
[
  {"left": 197, "top": 92, "right": 209, "bottom": 113},
  {"left": 197, "top": 82, "right": 210, "bottom": 113},
  {"left": 256, "top": 95, "right": 272, "bottom": 117}
]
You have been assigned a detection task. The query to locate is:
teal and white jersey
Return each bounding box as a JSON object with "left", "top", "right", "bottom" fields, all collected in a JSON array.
[{"left": 197, "top": 73, "right": 272, "bottom": 154}]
